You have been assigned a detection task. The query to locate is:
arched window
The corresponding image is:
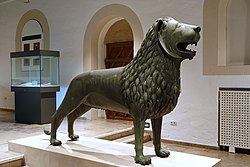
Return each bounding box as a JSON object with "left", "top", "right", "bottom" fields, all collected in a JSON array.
[
  {"left": 22, "top": 20, "right": 44, "bottom": 51},
  {"left": 16, "top": 9, "right": 49, "bottom": 51}
]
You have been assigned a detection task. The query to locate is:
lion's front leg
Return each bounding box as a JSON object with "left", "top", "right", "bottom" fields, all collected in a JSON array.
[
  {"left": 133, "top": 118, "right": 151, "bottom": 165},
  {"left": 151, "top": 116, "right": 170, "bottom": 157}
]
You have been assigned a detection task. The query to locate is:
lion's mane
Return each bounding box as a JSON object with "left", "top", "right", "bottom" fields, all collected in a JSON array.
[{"left": 120, "top": 22, "right": 181, "bottom": 120}]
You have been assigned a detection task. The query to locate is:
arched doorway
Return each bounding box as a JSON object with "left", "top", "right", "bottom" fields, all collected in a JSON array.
[
  {"left": 83, "top": 4, "right": 143, "bottom": 71},
  {"left": 104, "top": 19, "right": 133, "bottom": 69},
  {"left": 83, "top": 4, "right": 143, "bottom": 119},
  {"left": 104, "top": 19, "right": 134, "bottom": 120}
]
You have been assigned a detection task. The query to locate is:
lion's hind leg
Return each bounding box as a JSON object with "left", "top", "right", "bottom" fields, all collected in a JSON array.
[
  {"left": 50, "top": 78, "right": 86, "bottom": 146},
  {"left": 50, "top": 108, "right": 67, "bottom": 146},
  {"left": 67, "top": 104, "right": 91, "bottom": 141}
]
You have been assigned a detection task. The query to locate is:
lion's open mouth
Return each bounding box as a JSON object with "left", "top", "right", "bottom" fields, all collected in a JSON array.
[{"left": 177, "top": 42, "right": 197, "bottom": 55}]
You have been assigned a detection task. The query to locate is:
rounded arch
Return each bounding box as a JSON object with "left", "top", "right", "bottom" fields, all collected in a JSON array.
[
  {"left": 15, "top": 9, "right": 50, "bottom": 51},
  {"left": 83, "top": 4, "right": 143, "bottom": 71},
  {"left": 203, "top": 0, "right": 250, "bottom": 75}
]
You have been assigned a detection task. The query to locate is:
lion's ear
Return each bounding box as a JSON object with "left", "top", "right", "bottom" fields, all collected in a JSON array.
[{"left": 155, "top": 18, "right": 164, "bottom": 38}]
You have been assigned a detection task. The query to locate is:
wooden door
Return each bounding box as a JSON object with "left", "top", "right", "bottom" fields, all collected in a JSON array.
[
  {"left": 105, "top": 41, "right": 133, "bottom": 68},
  {"left": 105, "top": 41, "right": 133, "bottom": 120}
]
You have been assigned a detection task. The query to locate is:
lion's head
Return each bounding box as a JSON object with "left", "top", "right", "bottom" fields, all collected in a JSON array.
[
  {"left": 121, "top": 17, "right": 201, "bottom": 118},
  {"left": 156, "top": 17, "right": 201, "bottom": 60}
]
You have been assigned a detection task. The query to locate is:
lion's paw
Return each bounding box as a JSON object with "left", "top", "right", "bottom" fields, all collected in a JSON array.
[
  {"left": 155, "top": 148, "right": 170, "bottom": 158},
  {"left": 69, "top": 134, "right": 79, "bottom": 141},
  {"left": 135, "top": 155, "right": 151, "bottom": 165},
  {"left": 50, "top": 139, "right": 62, "bottom": 146}
]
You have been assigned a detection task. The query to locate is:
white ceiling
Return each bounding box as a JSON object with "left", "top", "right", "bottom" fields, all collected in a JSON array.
[
  {"left": 0, "top": 0, "right": 30, "bottom": 5},
  {"left": 0, "top": 0, "right": 15, "bottom": 5}
]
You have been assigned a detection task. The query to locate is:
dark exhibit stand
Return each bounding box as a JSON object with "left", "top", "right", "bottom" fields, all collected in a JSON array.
[
  {"left": 12, "top": 87, "right": 59, "bottom": 124},
  {"left": 10, "top": 50, "right": 60, "bottom": 124}
]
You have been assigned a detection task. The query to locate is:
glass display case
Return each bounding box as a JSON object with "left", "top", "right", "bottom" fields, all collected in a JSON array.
[
  {"left": 11, "top": 50, "right": 59, "bottom": 89},
  {"left": 10, "top": 50, "right": 60, "bottom": 124}
]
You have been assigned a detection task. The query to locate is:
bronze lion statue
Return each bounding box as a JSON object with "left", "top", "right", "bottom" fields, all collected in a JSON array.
[{"left": 45, "top": 17, "right": 200, "bottom": 165}]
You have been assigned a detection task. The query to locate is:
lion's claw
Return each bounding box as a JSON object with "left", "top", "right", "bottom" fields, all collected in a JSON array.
[
  {"left": 50, "top": 139, "right": 62, "bottom": 146},
  {"left": 69, "top": 134, "right": 79, "bottom": 141},
  {"left": 135, "top": 155, "right": 151, "bottom": 165},
  {"left": 156, "top": 148, "right": 170, "bottom": 158}
]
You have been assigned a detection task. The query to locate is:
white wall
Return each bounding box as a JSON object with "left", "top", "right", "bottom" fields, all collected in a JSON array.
[{"left": 1, "top": 0, "right": 250, "bottom": 147}]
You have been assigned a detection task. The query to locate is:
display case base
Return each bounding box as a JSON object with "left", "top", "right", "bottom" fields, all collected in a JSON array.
[
  {"left": 8, "top": 133, "right": 221, "bottom": 167},
  {"left": 12, "top": 87, "right": 59, "bottom": 124}
]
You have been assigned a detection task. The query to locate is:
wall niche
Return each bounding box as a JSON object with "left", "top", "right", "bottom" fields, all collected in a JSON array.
[{"left": 203, "top": 0, "right": 250, "bottom": 75}]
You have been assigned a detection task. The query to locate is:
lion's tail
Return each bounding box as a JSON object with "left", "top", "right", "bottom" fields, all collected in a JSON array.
[{"left": 44, "top": 129, "right": 51, "bottom": 135}]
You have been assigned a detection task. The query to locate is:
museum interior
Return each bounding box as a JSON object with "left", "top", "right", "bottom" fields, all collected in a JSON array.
[{"left": 0, "top": 0, "right": 250, "bottom": 166}]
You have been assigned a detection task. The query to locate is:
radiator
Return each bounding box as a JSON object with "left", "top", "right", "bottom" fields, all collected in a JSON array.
[{"left": 218, "top": 88, "right": 250, "bottom": 150}]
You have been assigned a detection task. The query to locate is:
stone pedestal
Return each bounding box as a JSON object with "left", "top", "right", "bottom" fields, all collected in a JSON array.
[{"left": 8, "top": 133, "right": 221, "bottom": 167}]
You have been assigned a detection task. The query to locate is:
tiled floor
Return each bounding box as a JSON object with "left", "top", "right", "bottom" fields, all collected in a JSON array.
[
  {"left": 1, "top": 110, "right": 250, "bottom": 167},
  {"left": 144, "top": 142, "right": 250, "bottom": 167},
  {"left": 0, "top": 110, "right": 133, "bottom": 152}
]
